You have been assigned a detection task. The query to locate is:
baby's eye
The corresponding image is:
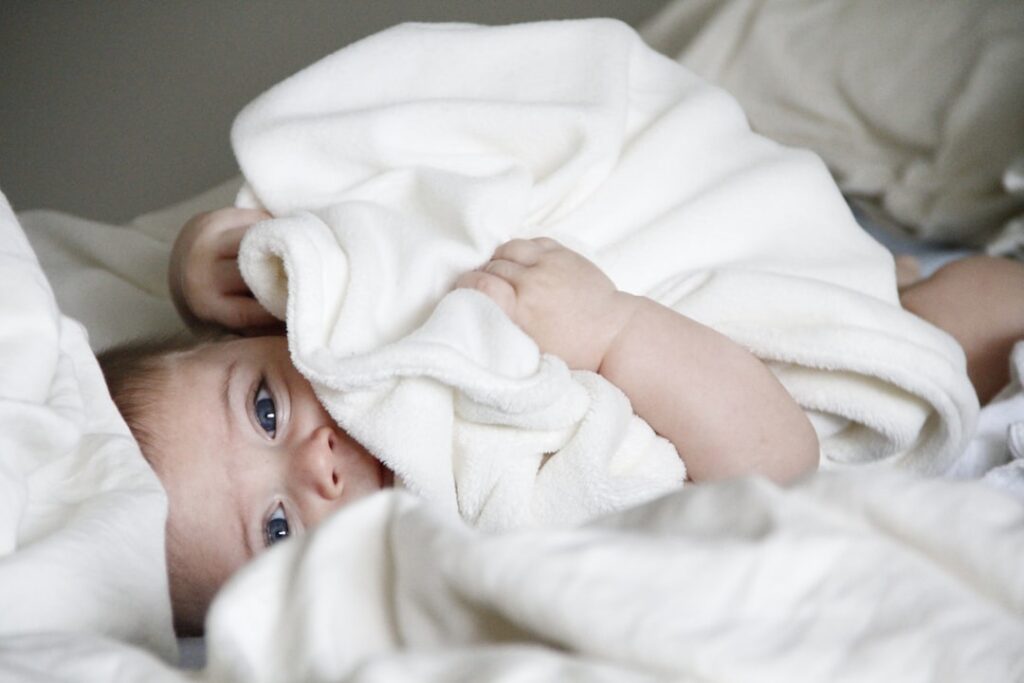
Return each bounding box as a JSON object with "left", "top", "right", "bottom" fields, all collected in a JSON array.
[
  {"left": 264, "top": 503, "right": 289, "bottom": 547},
  {"left": 254, "top": 381, "right": 277, "bottom": 437}
]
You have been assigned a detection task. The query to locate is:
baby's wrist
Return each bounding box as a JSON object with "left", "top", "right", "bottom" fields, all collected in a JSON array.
[{"left": 594, "top": 291, "right": 644, "bottom": 374}]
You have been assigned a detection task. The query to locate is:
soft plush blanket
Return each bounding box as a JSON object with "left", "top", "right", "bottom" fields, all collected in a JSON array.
[
  {"left": 0, "top": 191, "right": 176, "bottom": 659},
  {"left": 5, "top": 471, "right": 1021, "bottom": 682},
  {"left": 204, "top": 475, "right": 1024, "bottom": 683},
  {"left": 234, "top": 19, "right": 978, "bottom": 528},
  {"left": 18, "top": 179, "right": 241, "bottom": 352},
  {"left": 234, "top": 20, "right": 978, "bottom": 530}
]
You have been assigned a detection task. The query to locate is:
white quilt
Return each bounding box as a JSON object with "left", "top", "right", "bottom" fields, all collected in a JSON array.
[
  {"left": 0, "top": 191, "right": 176, "bottom": 659},
  {"left": 233, "top": 20, "right": 978, "bottom": 531},
  {"left": 205, "top": 475, "right": 1024, "bottom": 683}
]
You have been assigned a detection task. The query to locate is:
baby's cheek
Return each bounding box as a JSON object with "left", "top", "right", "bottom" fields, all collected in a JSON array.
[{"left": 341, "top": 448, "right": 387, "bottom": 499}]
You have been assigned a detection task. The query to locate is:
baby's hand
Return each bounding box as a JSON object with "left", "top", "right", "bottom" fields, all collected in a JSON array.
[
  {"left": 456, "top": 238, "right": 639, "bottom": 372},
  {"left": 169, "top": 208, "right": 281, "bottom": 333}
]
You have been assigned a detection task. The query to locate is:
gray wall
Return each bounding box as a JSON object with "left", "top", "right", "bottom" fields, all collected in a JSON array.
[{"left": 1, "top": 1, "right": 666, "bottom": 222}]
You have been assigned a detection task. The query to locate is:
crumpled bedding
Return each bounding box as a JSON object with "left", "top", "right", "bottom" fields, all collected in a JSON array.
[
  {"left": 204, "top": 473, "right": 1024, "bottom": 683},
  {"left": 0, "top": 190, "right": 176, "bottom": 660},
  {"left": 3, "top": 472, "right": 1022, "bottom": 682},
  {"left": 1, "top": 15, "right": 1022, "bottom": 683},
  {"left": 640, "top": 0, "right": 1024, "bottom": 253},
  {"left": 18, "top": 179, "right": 241, "bottom": 352},
  {"left": 233, "top": 19, "right": 977, "bottom": 531}
]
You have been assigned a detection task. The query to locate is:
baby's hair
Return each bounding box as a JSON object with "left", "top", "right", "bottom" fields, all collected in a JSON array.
[{"left": 97, "top": 333, "right": 216, "bottom": 463}]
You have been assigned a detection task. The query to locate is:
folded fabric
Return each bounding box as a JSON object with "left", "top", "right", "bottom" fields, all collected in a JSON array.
[
  {"left": 949, "top": 341, "right": 1024, "bottom": 500},
  {"left": 18, "top": 178, "right": 242, "bottom": 352},
  {"left": 234, "top": 20, "right": 978, "bottom": 530},
  {"left": 989, "top": 158, "right": 1024, "bottom": 259},
  {"left": 206, "top": 474, "right": 1024, "bottom": 682},
  {"left": 641, "top": 0, "right": 1024, "bottom": 252},
  {"left": 0, "top": 190, "right": 176, "bottom": 660}
]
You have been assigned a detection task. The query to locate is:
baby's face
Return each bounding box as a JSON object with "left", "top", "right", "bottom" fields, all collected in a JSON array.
[{"left": 148, "top": 336, "right": 391, "bottom": 620}]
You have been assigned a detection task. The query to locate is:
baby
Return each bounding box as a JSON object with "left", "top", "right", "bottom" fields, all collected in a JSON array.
[{"left": 101, "top": 207, "right": 1024, "bottom": 634}]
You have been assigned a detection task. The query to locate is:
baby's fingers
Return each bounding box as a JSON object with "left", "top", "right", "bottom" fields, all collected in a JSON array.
[
  {"left": 213, "top": 296, "right": 281, "bottom": 332},
  {"left": 212, "top": 259, "right": 250, "bottom": 295},
  {"left": 492, "top": 237, "right": 563, "bottom": 264},
  {"left": 482, "top": 258, "right": 527, "bottom": 283},
  {"left": 215, "top": 225, "right": 251, "bottom": 258},
  {"left": 455, "top": 270, "right": 516, "bottom": 317},
  {"left": 212, "top": 208, "right": 271, "bottom": 254},
  {"left": 493, "top": 239, "right": 542, "bottom": 265}
]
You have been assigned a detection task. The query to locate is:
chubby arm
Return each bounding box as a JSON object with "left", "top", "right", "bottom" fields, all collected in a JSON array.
[{"left": 457, "top": 238, "right": 819, "bottom": 484}]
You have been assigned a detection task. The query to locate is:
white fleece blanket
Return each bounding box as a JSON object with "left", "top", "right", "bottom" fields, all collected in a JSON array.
[
  {"left": 0, "top": 190, "right": 176, "bottom": 660},
  {"left": 204, "top": 474, "right": 1024, "bottom": 683},
  {"left": 234, "top": 20, "right": 978, "bottom": 531}
]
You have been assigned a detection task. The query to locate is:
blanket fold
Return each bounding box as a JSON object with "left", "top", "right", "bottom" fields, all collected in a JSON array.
[
  {"left": 206, "top": 477, "right": 1024, "bottom": 682},
  {"left": 0, "top": 190, "right": 176, "bottom": 660},
  {"left": 234, "top": 19, "right": 977, "bottom": 530}
]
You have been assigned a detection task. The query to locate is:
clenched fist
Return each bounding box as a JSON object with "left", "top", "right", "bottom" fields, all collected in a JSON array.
[
  {"left": 169, "top": 208, "right": 281, "bottom": 333},
  {"left": 456, "top": 238, "right": 639, "bottom": 372}
]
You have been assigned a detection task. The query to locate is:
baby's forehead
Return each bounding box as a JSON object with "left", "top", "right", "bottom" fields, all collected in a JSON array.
[
  {"left": 159, "top": 335, "right": 290, "bottom": 413},
  {"left": 169, "top": 336, "right": 262, "bottom": 372}
]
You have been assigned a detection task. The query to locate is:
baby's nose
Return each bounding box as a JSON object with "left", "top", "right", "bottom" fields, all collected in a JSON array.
[{"left": 295, "top": 425, "right": 345, "bottom": 500}]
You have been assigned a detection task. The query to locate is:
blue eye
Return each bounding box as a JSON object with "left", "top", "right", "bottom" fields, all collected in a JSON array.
[
  {"left": 264, "top": 503, "right": 289, "bottom": 546},
  {"left": 254, "top": 381, "right": 277, "bottom": 437}
]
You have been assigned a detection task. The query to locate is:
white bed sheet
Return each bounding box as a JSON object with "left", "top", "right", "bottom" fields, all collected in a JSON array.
[{"left": 18, "top": 177, "right": 242, "bottom": 352}]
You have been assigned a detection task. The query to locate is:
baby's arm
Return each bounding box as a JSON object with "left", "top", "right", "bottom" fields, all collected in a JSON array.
[
  {"left": 169, "top": 208, "right": 281, "bottom": 333},
  {"left": 457, "top": 238, "right": 819, "bottom": 484}
]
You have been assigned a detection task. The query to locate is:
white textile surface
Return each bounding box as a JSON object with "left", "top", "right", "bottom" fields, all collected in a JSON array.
[
  {"left": 0, "top": 190, "right": 176, "bottom": 660},
  {"left": 18, "top": 179, "right": 242, "bottom": 352},
  {"left": 0, "top": 633, "right": 186, "bottom": 683},
  {"left": 641, "top": 0, "right": 1024, "bottom": 251},
  {"left": 949, "top": 341, "right": 1024, "bottom": 499},
  {"left": 206, "top": 475, "right": 1024, "bottom": 682},
  {"left": 234, "top": 20, "right": 977, "bottom": 532},
  {"left": 0, "top": 16, "right": 1020, "bottom": 683}
]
